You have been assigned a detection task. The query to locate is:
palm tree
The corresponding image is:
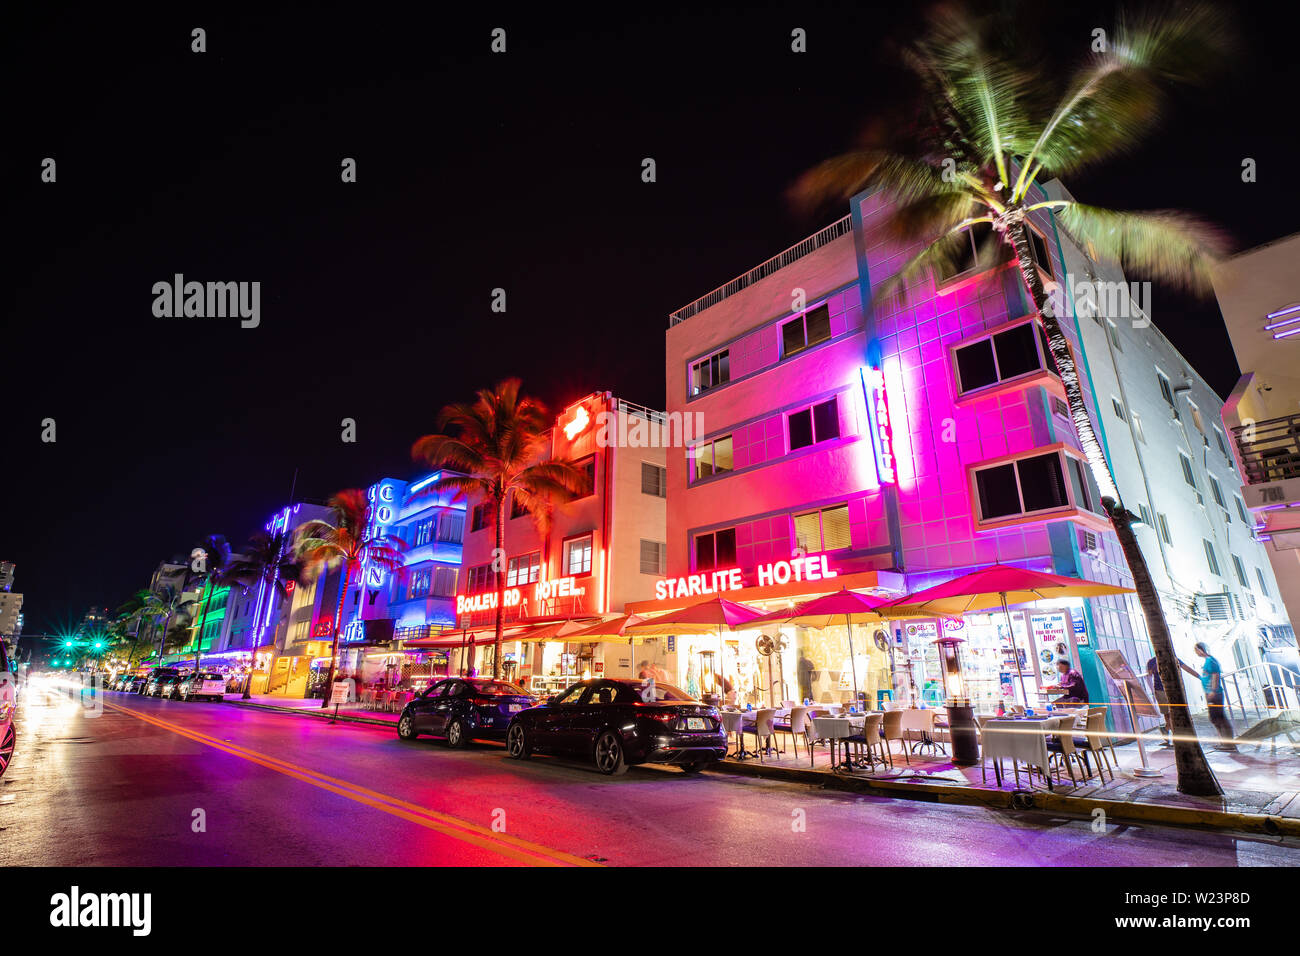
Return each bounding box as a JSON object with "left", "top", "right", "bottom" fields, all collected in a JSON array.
[
  {"left": 792, "top": 3, "right": 1230, "bottom": 795},
  {"left": 296, "top": 491, "right": 405, "bottom": 707},
  {"left": 224, "top": 531, "right": 302, "bottom": 698},
  {"left": 138, "top": 585, "right": 197, "bottom": 662},
  {"left": 412, "top": 378, "right": 592, "bottom": 679},
  {"left": 187, "top": 535, "right": 236, "bottom": 675}
]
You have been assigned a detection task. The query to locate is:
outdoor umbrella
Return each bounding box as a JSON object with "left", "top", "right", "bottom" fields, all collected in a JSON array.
[
  {"left": 563, "top": 614, "right": 649, "bottom": 642},
  {"left": 747, "top": 589, "right": 941, "bottom": 707},
  {"left": 625, "top": 598, "right": 767, "bottom": 701},
  {"left": 883, "top": 564, "right": 1134, "bottom": 706}
]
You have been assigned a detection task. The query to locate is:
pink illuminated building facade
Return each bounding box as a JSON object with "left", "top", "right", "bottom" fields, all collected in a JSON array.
[{"left": 660, "top": 185, "right": 1153, "bottom": 716}]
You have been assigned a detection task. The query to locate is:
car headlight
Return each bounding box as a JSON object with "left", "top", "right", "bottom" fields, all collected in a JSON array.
[{"left": 0, "top": 703, "right": 11, "bottom": 723}]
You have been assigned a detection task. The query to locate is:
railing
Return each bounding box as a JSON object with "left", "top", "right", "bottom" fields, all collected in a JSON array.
[
  {"left": 616, "top": 398, "right": 668, "bottom": 426},
  {"left": 1221, "top": 661, "right": 1299, "bottom": 722},
  {"left": 1232, "top": 412, "right": 1300, "bottom": 485},
  {"left": 668, "top": 215, "right": 855, "bottom": 326}
]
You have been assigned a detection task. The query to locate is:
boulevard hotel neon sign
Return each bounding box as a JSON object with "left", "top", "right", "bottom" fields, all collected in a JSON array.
[
  {"left": 457, "top": 575, "right": 587, "bottom": 615},
  {"left": 654, "top": 554, "right": 838, "bottom": 601}
]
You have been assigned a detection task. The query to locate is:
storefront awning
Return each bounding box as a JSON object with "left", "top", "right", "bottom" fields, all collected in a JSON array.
[
  {"left": 404, "top": 625, "right": 533, "bottom": 648},
  {"left": 625, "top": 569, "right": 904, "bottom": 617}
]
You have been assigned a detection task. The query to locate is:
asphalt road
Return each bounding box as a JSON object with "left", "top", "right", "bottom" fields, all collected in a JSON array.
[{"left": 4, "top": 678, "right": 1298, "bottom": 867}]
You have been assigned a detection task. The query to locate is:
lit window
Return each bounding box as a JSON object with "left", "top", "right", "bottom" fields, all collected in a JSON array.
[
  {"left": 413, "top": 520, "right": 433, "bottom": 547},
  {"left": 506, "top": 552, "right": 541, "bottom": 587},
  {"left": 690, "top": 349, "right": 730, "bottom": 396},
  {"left": 564, "top": 535, "right": 593, "bottom": 576},
  {"left": 781, "top": 305, "right": 833, "bottom": 358},
  {"left": 691, "top": 435, "right": 734, "bottom": 482}
]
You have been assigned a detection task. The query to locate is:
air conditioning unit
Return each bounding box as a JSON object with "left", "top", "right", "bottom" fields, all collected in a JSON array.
[
  {"left": 1077, "top": 529, "right": 1100, "bottom": 555},
  {"left": 1195, "top": 592, "right": 1234, "bottom": 622}
]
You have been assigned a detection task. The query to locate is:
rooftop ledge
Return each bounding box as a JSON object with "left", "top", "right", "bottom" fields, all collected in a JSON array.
[{"left": 668, "top": 215, "right": 853, "bottom": 327}]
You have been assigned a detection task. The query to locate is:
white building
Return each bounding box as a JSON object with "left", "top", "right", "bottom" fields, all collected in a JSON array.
[
  {"left": 1214, "top": 234, "right": 1300, "bottom": 642},
  {"left": 1043, "top": 181, "right": 1291, "bottom": 717}
]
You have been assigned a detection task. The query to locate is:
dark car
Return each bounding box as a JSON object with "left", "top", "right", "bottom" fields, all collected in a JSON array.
[
  {"left": 506, "top": 678, "right": 726, "bottom": 775},
  {"left": 145, "top": 673, "right": 182, "bottom": 698},
  {"left": 126, "top": 676, "right": 148, "bottom": 694},
  {"left": 397, "top": 677, "right": 535, "bottom": 747}
]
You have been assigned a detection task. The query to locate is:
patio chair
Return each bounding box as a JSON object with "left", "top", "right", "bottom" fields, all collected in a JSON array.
[
  {"left": 1079, "top": 707, "right": 1116, "bottom": 782},
  {"left": 782, "top": 707, "right": 810, "bottom": 760},
  {"left": 845, "top": 713, "right": 885, "bottom": 769},
  {"left": 880, "top": 709, "right": 907, "bottom": 767},
  {"left": 720, "top": 710, "right": 746, "bottom": 759},
  {"left": 747, "top": 709, "right": 780, "bottom": 762},
  {"left": 1046, "top": 716, "right": 1088, "bottom": 785}
]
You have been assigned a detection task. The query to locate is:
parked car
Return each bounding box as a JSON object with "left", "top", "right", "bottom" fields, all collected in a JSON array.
[
  {"left": 506, "top": 678, "right": 726, "bottom": 775},
  {"left": 144, "top": 673, "right": 183, "bottom": 698},
  {"left": 126, "top": 675, "right": 148, "bottom": 694},
  {"left": 397, "top": 677, "right": 535, "bottom": 747},
  {"left": 0, "top": 639, "right": 15, "bottom": 777},
  {"left": 113, "top": 674, "right": 138, "bottom": 692},
  {"left": 177, "top": 671, "right": 227, "bottom": 702}
]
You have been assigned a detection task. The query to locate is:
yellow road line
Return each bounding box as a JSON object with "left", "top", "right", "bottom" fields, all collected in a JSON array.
[{"left": 103, "top": 699, "right": 600, "bottom": 867}]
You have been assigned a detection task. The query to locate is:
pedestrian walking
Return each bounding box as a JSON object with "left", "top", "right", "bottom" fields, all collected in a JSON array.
[
  {"left": 1193, "top": 642, "right": 1237, "bottom": 752},
  {"left": 1145, "top": 653, "right": 1200, "bottom": 745}
]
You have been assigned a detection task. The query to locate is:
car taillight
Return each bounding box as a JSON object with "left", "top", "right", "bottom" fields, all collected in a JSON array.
[{"left": 642, "top": 709, "right": 677, "bottom": 724}]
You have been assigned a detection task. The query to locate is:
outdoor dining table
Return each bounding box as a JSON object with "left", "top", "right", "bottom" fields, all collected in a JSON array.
[
  {"left": 981, "top": 715, "right": 1073, "bottom": 790},
  {"left": 810, "top": 713, "right": 870, "bottom": 772}
]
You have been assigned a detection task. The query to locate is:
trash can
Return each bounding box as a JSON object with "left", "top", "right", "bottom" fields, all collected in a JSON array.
[{"left": 947, "top": 700, "right": 979, "bottom": 766}]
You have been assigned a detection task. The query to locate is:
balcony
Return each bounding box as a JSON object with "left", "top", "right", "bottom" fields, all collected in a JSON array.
[{"left": 1233, "top": 412, "right": 1300, "bottom": 485}]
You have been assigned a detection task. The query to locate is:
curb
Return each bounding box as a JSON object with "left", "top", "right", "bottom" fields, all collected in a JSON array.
[
  {"left": 224, "top": 699, "right": 400, "bottom": 729},
  {"left": 706, "top": 757, "right": 1300, "bottom": 839}
]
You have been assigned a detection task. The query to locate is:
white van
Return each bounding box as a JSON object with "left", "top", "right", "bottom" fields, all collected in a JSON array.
[{"left": 0, "top": 639, "right": 15, "bottom": 776}]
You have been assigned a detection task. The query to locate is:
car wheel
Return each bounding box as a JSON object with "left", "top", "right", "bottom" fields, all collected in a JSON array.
[
  {"left": 0, "top": 724, "right": 15, "bottom": 777},
  {"left": 446, "top": 719, "right": 468, "bottom": 749},
  {"left": 594, "top": 731, "right": 628, "bottom": 776},
  {"left": 507, "top": 722, "right": 530, "bottom": 759},
  {"left": 680, "top": 761, "right": 710, "bottom": 774},
  {"left": 397, "top": 712, "right": 418, "bottom": 740}
]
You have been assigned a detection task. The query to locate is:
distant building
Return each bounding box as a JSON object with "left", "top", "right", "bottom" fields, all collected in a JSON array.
[
  {"left": 0, "top": 561, "right": 21, "bottom": 639},
  {"left": 1215, "top": 233, "right": 1300, "bottom": 644}
]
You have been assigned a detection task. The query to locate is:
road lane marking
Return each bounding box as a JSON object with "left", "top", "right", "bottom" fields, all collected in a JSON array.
[{"left": 102, "top": 699, "right": 600, "bottom": 867}]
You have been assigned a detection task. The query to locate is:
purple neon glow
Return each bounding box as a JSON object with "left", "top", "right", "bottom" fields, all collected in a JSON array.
[{"left": 1272, "top": 325, "right": 1300, "bottom": 339}]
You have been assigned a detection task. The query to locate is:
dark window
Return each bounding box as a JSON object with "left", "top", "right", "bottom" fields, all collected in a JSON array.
[
  {"left": 993, "top": 323, "right": 1040, "bottom": 380},
  {"left": 954, "top": 340, "right": 999, "bottom": 392},
  {"left": 640, "top": 540, "right": 666, "bottom": 575},
  {"left": 937, "top": 222, "right": 1002, "bottom": 283},
  {"left": 575, "top": 456, "right": 596, "bottom": 498},
  {"left": 1019, "top": 454, "right": 1069, "bottom": 513},
  {"left": 1179, "top": 453, "right": 1197, "bottom": 488},
  {"left": 1028, "top": 229, "right": 1054, "bottom": 279},
  {"left": 690, "top": 350, "right": 730, "bottom": 396},
  {"left": 695, "top": 528, "right": 737, "bottom": 571},
  {"left": 1156, "top": 513, "right": 1173, "bottom": 546},
  {"left": 788, "top": 408, "right": 814, "bottom": 450},
  {"left": 789, "top": 397, "right": 839, "bottom": 451},
  {"left": 641, "top": 462, "right": 666, "bottom": 497},
  {"left": 1066, "top": 457, "right": 1097, "bottom": 513},
  {"left": 470, "top": 503, "right": 490, "bottom": 532},
  {"left": 1203, "top": 540, "right": 1221, "bottom": 577},
  {"left": 975, "top": 463, "right": 1022, "bottom": 520},
  {"left": 510, "top": 495, "right": 529, "bottom": 519},
  {"left": 782, "top": 320, "right": 805, "bottom": 357}
]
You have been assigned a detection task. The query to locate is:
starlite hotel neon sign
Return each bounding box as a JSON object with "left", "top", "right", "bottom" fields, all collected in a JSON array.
[{"left": 860, "top": 366, "right": 897, "bottom": 484}]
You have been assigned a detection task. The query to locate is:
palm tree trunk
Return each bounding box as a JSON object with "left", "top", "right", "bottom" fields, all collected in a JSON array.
[
  {"left": 321, "top": 559, "right": 354, "bottom": 707},
  {"left": 1007, "top": 216, "right": 1222, "bottom": 796},
  {"left": 492, "top": 497, "right": 507, "bottom": 680},
  {"left": 192, "top": 581, "right": 213, "bottom": 676}
]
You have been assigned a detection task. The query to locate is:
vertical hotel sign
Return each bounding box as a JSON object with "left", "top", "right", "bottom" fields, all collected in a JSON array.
[{"left": 860, "top": 367, "right": 896, "bottom": 484}]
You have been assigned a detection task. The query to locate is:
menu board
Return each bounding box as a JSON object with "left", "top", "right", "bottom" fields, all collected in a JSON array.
[{"left": 1095, "top": 648, "right": 1160, "bottom": 718}]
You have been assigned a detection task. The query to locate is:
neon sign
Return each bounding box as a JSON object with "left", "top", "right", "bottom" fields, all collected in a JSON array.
[
  {"left": 342, "top": 620, "right": 366, "bottom": 642},
  {"left": 456, "top": 575, "right": 587, "bottom": 615},
  {"left": 653, "top": 555, "right": 838, "bottom": 601},
  {"left": 563, "top": 404, "right": 590, "bottom": 440},
  {"left": 860, "top": 367, "right": 896, "bottom": 484}
]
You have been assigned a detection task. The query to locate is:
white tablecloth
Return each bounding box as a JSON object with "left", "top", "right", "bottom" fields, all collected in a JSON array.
[
  {"left": 811, "top": 714, "right": 868, "bottom": 740},
  {"left": 981, "top": 716, "right": 1070, "bottom": 768}
]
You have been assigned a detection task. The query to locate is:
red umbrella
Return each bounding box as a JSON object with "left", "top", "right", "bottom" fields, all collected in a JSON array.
[
  {"left": 885, "top": 564, "right": 1134, "bottom": 706},
  {"left": 627, "top": 598, "right": 767, "bottom": 701}
]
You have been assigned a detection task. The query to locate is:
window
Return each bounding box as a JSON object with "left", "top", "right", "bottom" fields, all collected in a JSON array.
[
  {"left": 639, "top": 540, "right": 666, "bottom": 575},
  {"left": 432, "top": 566, "right": 458, "bottom": 597},
  {"left": 466, "top": 564, "right": 493, "bottom": 593},
  {"left": 788, "top": 397, "right": 840, "bottom": 451},
  {"left": 792, "top": 504, "right": 851, "bottom": 553},
  {"left": 1231, "top": 555, "right": 1249, "bottom": 589},
  {"left": 1028, "top": 228, "right": 1054, "bottom": 279},
  {"left": 641, "top": 462, "right": 666, "bottom": 497},
  {"left": 436, "top": 512, "right": 464, "bottom": 543},
  {"left": 690, "top": 349, "right": 730, "bottom": 396},
  {"left": 1157, "top": 370, "right": 1180, "bottom": 420},
  {"left": 1106, "top": 320, "right": 1123, "bottom": 352},
  {"left": 1203, "top": 539, "right": 1222, "bottom": 577},
  {"left": 510, "top": 494, "right": 530, "bottom": 519},
  {"left": 553, "top": 683, "right": 589, "bottom": 706},
  {"left": 1111, "top": 397, "right": 1126, "bottom": 421},
  {"left": 691, "top": 435, "right": 734, "bottom": 482},
  {"left": 937, "top": 222, "right": 1003, "bottom": 282},
  {"left": 1179, "top": 452, "right": 1197, "bottom": 489},
  {"left": 952, "top": 321, "right": 1054, "bottom": 394},
  {"left": 407, "top": 568, "right": 432, "bottom": 600},
  {"left": 1137, "top": 503, "right": 1154, "bottom": 528},
  {"left": 973, "top": 451, "right": 1075, "bottom": 522},
  {"left": 413, "top": 519, "right": 433, "bottom": 547},
  {"left": 470, "top": 503, "right": 491, "bottom": 533},
  {"left": 506, "top": 552, "right": 541, "bottom": 587},
  {"left": 1131, "top": 411, "right": 1146, "bottom": 444},
  {"left": 1234, "top": 496, "right": 1248, "bottom": 524},
  {"left": 1156, "top": 513, "right": 1173, "bottom": 546},
  {"left": 1208, "top": 474, "right": 1226, "bottom": 510},
  {"left": 574, "top": 455, "right": 596, "bottom": 498},
  {"left": 563, "top": 535, "right": 593, "bottom": 576},
  {"left": 1256, "top": 568, "right": 1270, "bottom": 596},
  {"left": 780, "top": 304, "right": 833, "bottom": 357},
  {"left": 694, "top": 528, "right": 737, "bottom": 571},
  {"left": 1213, "top": 426, "right": 1229, "bottom": 458}
]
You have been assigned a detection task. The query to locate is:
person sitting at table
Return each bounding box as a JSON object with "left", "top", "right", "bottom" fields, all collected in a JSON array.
[{"left": 1046, "top": 659, "right": 1088, "bottom": 704}]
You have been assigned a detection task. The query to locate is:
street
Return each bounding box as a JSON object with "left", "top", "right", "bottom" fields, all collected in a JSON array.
[{"left": 4, "top": 679, "right": 1298, "bottom": 867}]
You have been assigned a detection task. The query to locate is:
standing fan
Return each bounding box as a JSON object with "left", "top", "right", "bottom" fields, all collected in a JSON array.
[{"left": 756, "top": 634, "right": 788, "bottom": 707}]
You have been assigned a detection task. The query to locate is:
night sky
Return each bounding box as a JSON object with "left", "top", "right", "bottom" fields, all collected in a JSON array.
[{"left": 5, "top": 1, "right": 1295, "bottom": 638}]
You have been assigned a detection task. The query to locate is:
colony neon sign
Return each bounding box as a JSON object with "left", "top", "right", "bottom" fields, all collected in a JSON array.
[
  {"left": 653, "top": 555, "right": 838, "bottom": 601},
  {"left": 563, "top": 404, "right": 590, "bottom": 440},
  {"left": 860, "top": 366, "right": 897, "bottom": 484},
  {"left": 456, "top": 575, "right": 587, "bottom": 614}
]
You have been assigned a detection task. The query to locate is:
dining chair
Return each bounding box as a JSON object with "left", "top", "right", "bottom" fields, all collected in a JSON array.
[
  {"left": 1046, "top": 716, "right": 1087, "bottom": 785},
  {"left": 845, "top": 713, "right": 885, "bottom": 769},
  {"left": 880, "top": 709, "right": 907, "bottom": 767},
  {"left": 784, "top": 707, "right": 810, "bottom": 760},
  {"left": 1079, "top": 707, "right": 1116, "bottom": 782},
  {"left": 976, "top": 716, "right": 994, "bottom": 784},
  {"left": 720, "top": 710, "right": 746, "bottom": 760},
  {"left": 904, "top": 709, "right": 940, "bottom": 756},
  {"left": 747, "top": 709, "right": 779, "bottom": 761}
]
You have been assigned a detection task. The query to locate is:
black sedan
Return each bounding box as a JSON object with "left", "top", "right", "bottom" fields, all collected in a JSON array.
[
  {"left": 506, "top": 678, "right": 726, "bottom": 775},
  {"left": 144, "top": 674, "right": 182, "bottom": 698},
  {"left": 397, "top": 677, "right": 535, "bottom": 747}
]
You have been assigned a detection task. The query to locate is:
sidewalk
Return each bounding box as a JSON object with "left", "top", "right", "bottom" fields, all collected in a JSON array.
[
  {"left": 715, "top": 714, "right": 1300, "bottom": 837},
  {"left": 222, "top": 694, "right": 1300, "bottom": 837},
  {"left": 227, "top": 693, "right": 401, "bottom": 727}
]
